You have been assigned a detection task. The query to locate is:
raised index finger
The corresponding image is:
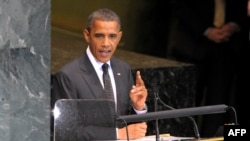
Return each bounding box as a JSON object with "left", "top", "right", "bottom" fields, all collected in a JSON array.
[{"left": 136, "top": 71, "right": 144, "bottom": 86}]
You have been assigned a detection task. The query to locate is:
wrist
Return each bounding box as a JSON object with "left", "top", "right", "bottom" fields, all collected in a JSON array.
[{"left": 135, "top": 103, "right": 147, "bottom": 111}]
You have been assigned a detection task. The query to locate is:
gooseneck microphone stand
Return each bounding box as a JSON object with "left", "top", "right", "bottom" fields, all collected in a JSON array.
[
  {"left": 153, "top": 87, "right": 160, "bottom": 141},
  {"left": 156, "top": 89, "right": 201, "bottom": 139}
]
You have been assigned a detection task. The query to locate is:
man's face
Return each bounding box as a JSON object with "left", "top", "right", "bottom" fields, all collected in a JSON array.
[{"left": 83, "top": 20, "right": 122, "bottom": 63}]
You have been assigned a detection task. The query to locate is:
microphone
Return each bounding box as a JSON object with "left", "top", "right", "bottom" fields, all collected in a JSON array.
[
  {"left": 156, "top": 94, "right": 200, "bottom": 139},
  {"left": 153, "top": 87, "right": 160, "bottom": 141},
  {"left": 163, "top": 105, "right": 200, "bottom": 139},
  {"left": 116, "top": 104, "right": 228, "bottom": 126}
]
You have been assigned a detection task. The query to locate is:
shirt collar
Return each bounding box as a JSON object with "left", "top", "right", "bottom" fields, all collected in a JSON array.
[{"left": 86, "top": 46, "right": 111, "bottom": 71}]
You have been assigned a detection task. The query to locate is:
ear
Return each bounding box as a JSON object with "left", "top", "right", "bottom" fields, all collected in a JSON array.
[
  {"left": 83, "top": 29, "right": 90, "bottom": 43},
  {"left": 117, "top": 31, "right": 123, "bottom": 42}
]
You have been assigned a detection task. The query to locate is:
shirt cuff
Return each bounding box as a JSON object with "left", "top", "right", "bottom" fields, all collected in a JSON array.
[{"left": 134, "top": 104, "right": 148, "bottom": 114}]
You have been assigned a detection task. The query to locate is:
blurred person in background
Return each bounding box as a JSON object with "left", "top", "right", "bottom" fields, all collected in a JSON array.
[{"left": 169, "top": 0, "right": 249, "bottom": 138}]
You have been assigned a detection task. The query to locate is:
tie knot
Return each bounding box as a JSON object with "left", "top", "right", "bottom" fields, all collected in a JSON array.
[{"left": 102, "top": 63, "right": 109, "bottom": 73}]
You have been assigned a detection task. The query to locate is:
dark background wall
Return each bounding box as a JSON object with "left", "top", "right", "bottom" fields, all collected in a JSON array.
[{"left": 51, "top": 0, "right": 177, "bottom": 58}]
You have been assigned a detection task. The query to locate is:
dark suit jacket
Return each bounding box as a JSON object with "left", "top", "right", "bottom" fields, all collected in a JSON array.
[
  {"left": 51, "top": 51, "right": 135, "bottom": 140},
  {"left": 171, "top": 0, "right": 248, "bottom": 63}
]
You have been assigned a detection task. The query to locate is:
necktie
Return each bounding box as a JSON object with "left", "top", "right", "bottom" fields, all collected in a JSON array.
[
  {"left": 102, "top": 63, "right": 114, "bottom": 100},
  {"left": 214, "top": 0, "right": 225, "bottom": 27}
]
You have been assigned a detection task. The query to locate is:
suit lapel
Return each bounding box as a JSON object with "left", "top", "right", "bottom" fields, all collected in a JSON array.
[
  {"left": 79, "top": 53, "right": 104, "bottom": 99},
  {"left": 110, "top": 59, "right": 123, "bottom": 115}
]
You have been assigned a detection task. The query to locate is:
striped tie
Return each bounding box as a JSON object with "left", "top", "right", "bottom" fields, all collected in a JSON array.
[{"left": 102, "top": 63, "right": 114, "bottom": 100}]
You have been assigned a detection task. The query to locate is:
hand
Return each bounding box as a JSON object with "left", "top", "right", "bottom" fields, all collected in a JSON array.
[
  {"left": 206, "top": 22, "right": 239, "bottom": 43},
  {"left": 205, "top": 27, "right": 230, "bottom": 43},
  {"left": 130, "top": 71, "right": 148, "bottom": 110},
  {"left": 118, "top": 122, "right": 147, "bottom": 140},
  {"left": 221, "top": 22, "right": 240, "bottom": 35}
]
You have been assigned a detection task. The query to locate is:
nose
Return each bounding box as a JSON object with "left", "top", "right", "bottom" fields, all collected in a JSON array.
[{"left": 101, "top": 36, "right": 110, "bottom": 47}]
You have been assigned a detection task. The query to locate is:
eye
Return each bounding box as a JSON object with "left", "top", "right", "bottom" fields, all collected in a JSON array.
[
  {"left": 95, "top": 34, "right": 104, "bottom": 38},
  {"left": 109, "top": 34, "right": 117, "bottom": 39}
]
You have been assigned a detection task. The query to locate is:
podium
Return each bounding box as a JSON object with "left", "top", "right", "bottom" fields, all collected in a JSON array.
[
  {"left": 53, "top": 99, "right": 228, "bottom": 141},
  {"left": 53, "top": 99, "right": 117, "bottom": 141}
]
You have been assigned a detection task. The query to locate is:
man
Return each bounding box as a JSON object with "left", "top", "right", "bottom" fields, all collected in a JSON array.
[
  {"left": 51, "top": 8, "right": 148, "bottom": 140},
  {"left": 169, "top": 0, "right": 248, "bottom": 138}
]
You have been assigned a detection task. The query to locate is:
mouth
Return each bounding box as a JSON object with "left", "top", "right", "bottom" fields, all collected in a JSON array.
[{"left": 100, "top": 50, "right": 111, "bottom": 57}]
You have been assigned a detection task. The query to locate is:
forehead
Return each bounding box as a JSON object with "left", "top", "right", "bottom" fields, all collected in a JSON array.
[{"left": 91, "top": 20, "right": 120, "bottom": 33}]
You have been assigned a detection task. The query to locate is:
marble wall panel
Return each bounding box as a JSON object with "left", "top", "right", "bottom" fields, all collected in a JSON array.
[
  {"left": 0, "top": 0, "right": 50, "bottom": 141},
  {"left": 133, "top": 65, "right": 197, "bottom": 137}
]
